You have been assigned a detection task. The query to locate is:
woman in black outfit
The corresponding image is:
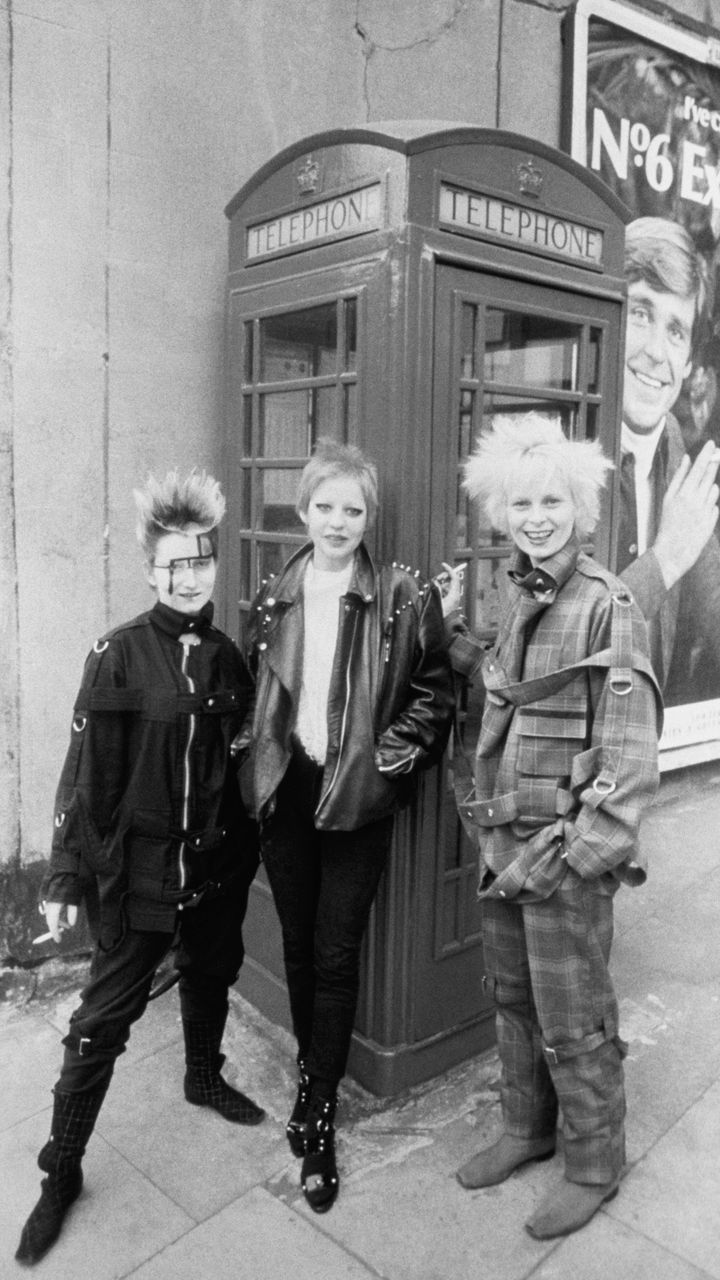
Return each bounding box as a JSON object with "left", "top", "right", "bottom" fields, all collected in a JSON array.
[
  {"left": 242, "top": 439, "right": 453, "bottom": 1213},
  {"left": 16, "top": 470, "right": 263, "bottom": 1267}
]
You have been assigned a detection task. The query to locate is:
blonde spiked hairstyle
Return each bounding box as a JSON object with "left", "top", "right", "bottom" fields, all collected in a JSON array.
[
  {"left": 463, "top": 414, "right": 613, "bottom": 538},
  {"left": 134, "top": 468, "right": 226, "bottom": 561}
]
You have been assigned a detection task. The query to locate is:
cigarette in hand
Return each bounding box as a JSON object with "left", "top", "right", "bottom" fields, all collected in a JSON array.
[{"left": 31, "top": 931, "right": 55, "bottom": 945}]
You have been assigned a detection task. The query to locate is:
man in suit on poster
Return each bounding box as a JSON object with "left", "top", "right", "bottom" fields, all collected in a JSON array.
[{"left": 617, "top": 216, "right": 720, "bottom": 703}]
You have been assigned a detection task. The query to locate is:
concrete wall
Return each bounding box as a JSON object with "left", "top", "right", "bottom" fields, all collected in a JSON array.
[{"left": 0, "top": 0, "right": 716, "bottom": 956}]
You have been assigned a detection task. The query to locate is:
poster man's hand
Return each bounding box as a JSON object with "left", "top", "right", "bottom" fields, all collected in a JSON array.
[{"left": 653, "top": 441, "right": 720, "bottom": 589}]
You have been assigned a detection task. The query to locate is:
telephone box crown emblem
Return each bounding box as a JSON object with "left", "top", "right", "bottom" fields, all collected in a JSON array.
[
  {"left": 297, "top": 155, "right": 321, "bottom": 195},
  {"left": 517, "top": 157, "right": 543, "bottom": 198}
]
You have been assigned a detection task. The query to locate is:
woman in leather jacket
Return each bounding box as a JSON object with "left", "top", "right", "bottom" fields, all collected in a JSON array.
[
  {"left": 243, "top": 438, "right": 453, "bottom": 1214},
  {"left": 16, "top": 471, "right": 263, "bottom": 1268}
]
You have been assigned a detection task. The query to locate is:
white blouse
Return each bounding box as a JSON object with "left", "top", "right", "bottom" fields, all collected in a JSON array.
[{"left": 295, "top": 559, "right": 353, "bottom": 764}]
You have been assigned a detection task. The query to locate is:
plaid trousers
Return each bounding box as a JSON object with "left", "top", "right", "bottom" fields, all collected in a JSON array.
[{"left": 481, "top": 870, "right": 626, "bottom": 1185}]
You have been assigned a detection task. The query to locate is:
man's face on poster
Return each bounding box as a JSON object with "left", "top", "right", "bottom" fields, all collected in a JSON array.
[{"left": 623, "top": 280, "right": 695, "bottom": 435}]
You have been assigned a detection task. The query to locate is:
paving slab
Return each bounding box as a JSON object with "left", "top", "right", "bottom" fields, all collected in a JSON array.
[
  {"left": 0, "top": 1007, "right": 59, "bottom": 1132},
  {"left": 127, "top": 1186, "right": 379, "bottom": 1280},
  {"left": 531, "top": 1212, "right": 716, "bottom": 1280},
  {"left": 1, "top": 1109, "right": 194, "bottom": 1280},
  {"left": 99, "top": 1038, "right": 291, "bottom": 1221},
  {"left": 610, "top": 1079, "right": 720, "bottom": 1280}
]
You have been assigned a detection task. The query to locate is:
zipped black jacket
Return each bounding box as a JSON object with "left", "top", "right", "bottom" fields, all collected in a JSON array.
[
  {"left": 242, "top": 543, "right": 454, "bottom": 830},
  {"left": 42, "top": 602, "right": 257, "bottom": 937}
]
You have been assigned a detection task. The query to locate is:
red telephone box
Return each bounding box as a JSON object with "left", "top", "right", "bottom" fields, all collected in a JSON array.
[{"left": 223, "top": 123, "right": 629, "bottom": 1095}]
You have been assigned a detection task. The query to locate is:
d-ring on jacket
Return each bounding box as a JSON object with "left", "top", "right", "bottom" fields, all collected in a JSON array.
[{"left": 241, "top": 542, "right": 454, "bottom": 830}]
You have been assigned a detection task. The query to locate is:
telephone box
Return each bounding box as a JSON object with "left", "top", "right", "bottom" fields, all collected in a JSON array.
[{"left": 223, "top": 123, "right": 629, "bottom": 1096}]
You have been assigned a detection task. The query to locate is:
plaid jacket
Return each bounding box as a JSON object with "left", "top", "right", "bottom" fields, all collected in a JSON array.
[{"left": 451, "top": 537, "right": 662, "bottom": 903}]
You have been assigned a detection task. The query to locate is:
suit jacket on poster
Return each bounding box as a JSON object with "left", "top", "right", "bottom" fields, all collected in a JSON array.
[{"left": 619, "top": 412, "right": 720, "bottom": 690}]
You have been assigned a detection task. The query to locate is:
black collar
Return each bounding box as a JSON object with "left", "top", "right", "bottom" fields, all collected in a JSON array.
[{"left": 149, "top": 601, "right": 214, "bottom": 639}]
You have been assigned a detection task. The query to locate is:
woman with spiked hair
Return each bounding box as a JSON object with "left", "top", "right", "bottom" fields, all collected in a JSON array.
[
  {"left": 16, "top": 469, "right": 264, "bottom": 1267},
  {"left": 441, "top": 415, "right": 662, "bottom": 1240}
]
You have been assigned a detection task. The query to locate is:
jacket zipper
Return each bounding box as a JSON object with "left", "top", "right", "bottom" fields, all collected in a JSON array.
[{"left": 179, "top": 640, "right": 196, "bottom": 890}]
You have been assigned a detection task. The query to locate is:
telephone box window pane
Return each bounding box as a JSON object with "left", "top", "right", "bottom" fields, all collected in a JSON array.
[
  {"left": 459, "top": 388, "right": 474, "bottom": 459},
  {"left": 259, "top": 304, "right": 337, "bottom": 381},
  {"left": 484, "top": 310, "right": 581, "bottom": 391},
  {"left": 260, "top": 389, "right": 310, "bottom": 458},
  {"left": 312, "top": 386, "right": 340, "bottom": 440},
  {"left": 585, "top": 403, "right": 598, "bottom": 441},
  {"left": 484, "top": 395, "right": 578, "bottom": 439},
  {"left": 344, "top": 298, "right": 357, "bottom": 371},
  {"left": 473, "top": 558, "right": 507, "bottom": 632},
  {"left": 242, "top": 396, "right": 253, "bottom": 456},
  {"left": 460, "top": 303, "right": 476, "bottom": 379},
  {"left": 260, "top": 469, "right": 303, "bottom": 534},
  {"left": 588, "top": 328, "right": 602, "bottom": 394},
  {"left": 343, "top": 383, "right": 356, "bottom": 436},
  {"left": 259, "top": 541, "right": 299, "bottom": 583},
  {"left": 456, "top": 475, "right": 469, "bottom": 550},
  {"left": 238, "top": 539, "right": 251, "bottom": 601},
  {"left": 240, "top": 469, "right": 252, "bottom": 529},
  {"left": 243, "top": 321, "right": 254, "bottom": 382}
]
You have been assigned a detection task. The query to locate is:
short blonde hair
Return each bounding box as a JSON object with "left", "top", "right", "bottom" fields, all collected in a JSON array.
[
  {"left": 464, "top": 415, "right": 612, "bottom": 538},
  {"left": 296, "top": 437, "right": 378, "bottom": 527},
  {"left": 134, "top": 469, "right": 226, "bottom": 561}
]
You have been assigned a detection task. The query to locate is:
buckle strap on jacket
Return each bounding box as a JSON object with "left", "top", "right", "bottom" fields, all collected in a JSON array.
[{"left": 80, "top": 688, "right": 240, "bottom": 717}]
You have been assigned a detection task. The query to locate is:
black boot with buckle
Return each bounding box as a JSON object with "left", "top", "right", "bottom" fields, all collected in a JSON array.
[
  {"left": 286, "top": 1058, "right": 312, "bottom": 1157},
  {"left": 301, "top": 1084, "right": 339, "bottom": 1213},
  {"left": 183, "top": 1018, "right": 266, "bottom": 1125},
  {"left": 16, "top": 1084, "right": 107, "bottom": 1267}
]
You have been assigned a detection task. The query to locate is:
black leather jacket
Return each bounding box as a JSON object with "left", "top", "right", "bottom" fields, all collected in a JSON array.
[{"left": 242, "top": 543, "right": 454, "bottom": 830}]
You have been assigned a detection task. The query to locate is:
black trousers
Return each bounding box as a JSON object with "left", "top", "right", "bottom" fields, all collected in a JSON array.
[
  {"left": 261, "top": 745, "right": 393, "bottom": 1087},
  {"left": 56, "top": 866, "right": 256, "bottom": 1095}
]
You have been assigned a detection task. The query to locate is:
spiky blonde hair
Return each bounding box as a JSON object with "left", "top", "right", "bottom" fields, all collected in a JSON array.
[
  {"left": 134, "top": 468, "right": 226, "bottom": 560},
  {"left": 463, "top": 414, "right": 613, "bottom": 538}
]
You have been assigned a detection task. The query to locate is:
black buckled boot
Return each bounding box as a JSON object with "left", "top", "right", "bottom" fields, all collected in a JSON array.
[
  {"left": 16, "top": 1085, "right": 107, "bottom": 1266},
  {"left": 301, "top": 1086, "right": 339, "bottom": 1213},
  {"left": 286, "top": 1058, "right": 312, "bottom": 1157},
  {"left": 183, "top": 1019, "right": 265, "bottom": 1125}
]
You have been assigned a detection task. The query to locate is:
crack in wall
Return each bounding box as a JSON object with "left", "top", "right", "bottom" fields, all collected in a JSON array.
[
  {"left": 103, "top": 40, "right": 111, "bottom": 629},
  {"left": 1, "top": 0, "right": 21, "bottom": 866},
  {"left": 355, "top": 0, "right": 468, "bottom": 119}
]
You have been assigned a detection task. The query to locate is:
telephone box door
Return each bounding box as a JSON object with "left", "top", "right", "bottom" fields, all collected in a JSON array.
[{"left": 416, "top": 264, "right": 623, "bottom": 1036}]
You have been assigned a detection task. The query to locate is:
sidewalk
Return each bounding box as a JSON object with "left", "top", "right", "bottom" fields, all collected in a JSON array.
[{"left": 2, "top": 767, "right": 720, "bottom": 1280}]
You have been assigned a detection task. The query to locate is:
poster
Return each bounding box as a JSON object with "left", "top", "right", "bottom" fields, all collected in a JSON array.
[{"left": 564, "top": 0, "right": 720, "bottom": 766}]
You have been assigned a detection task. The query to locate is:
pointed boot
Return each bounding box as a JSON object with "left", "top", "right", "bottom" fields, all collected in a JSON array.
[
  {"left": 301, "top": 1089, "right": 339, "bottom": 1214},
  {"left": 183, "top": 1018, "right": 265, "bottom": 1125},
  {"left": 286, "top": 1058, "right": 312, "bottom": 1157},
  {"left": 456, "top": 1132, "right": 556, "bottom": 1189},
  {"left": 525, "top": 1175, "right": 620, "bottom": 1239},
  {"left": 16, "top": 1085, "right": 106, "bottom": 1266}
]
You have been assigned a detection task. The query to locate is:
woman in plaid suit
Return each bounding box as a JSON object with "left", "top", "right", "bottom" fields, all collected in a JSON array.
[{"left": 442, "top": 415, "right": 662, "bottom": 1240}]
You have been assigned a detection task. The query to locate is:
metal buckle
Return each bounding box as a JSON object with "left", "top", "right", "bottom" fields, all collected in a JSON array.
[
  {"left": 609, "top": 676, "right": 632, "bottom": 696},
  {"left": 593, "top": 777, "right": 617, "bottom": 796},
  {"left": 78, "top": 1036, "right": 92, "bottom": 1057}
]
